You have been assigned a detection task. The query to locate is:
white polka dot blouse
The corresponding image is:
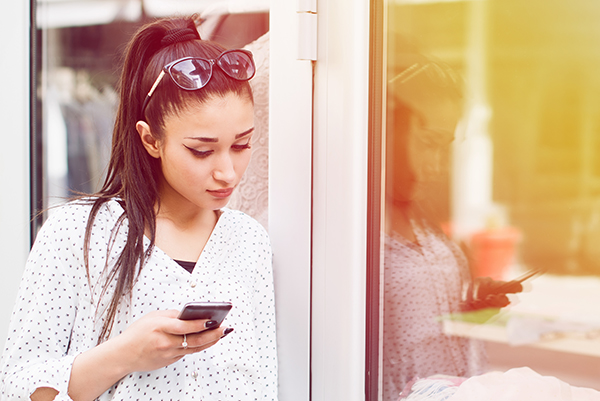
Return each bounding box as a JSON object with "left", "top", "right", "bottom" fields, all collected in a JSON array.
[{"left": 0, "top": 200, "right": 278, "bottom": 400}]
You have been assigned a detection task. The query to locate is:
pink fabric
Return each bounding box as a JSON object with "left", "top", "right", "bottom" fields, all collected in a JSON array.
[
  {"left": 398, "top": 374, "right": 467, "bottom": 401},
  {"left": 448, "top": 367, "right": 600, "bottom": 401}
]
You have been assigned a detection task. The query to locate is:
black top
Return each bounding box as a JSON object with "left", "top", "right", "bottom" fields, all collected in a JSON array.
[{"left": 174, "top": 259, "right": 195, "bottom": 273}]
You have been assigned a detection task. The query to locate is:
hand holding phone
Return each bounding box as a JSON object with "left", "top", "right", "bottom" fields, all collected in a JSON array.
[
  {"left": 178, "top": 302, "right": 232, "bottom": 330},
  {"left": 464, "top": 269, "right": 544, "bottom": 311},
  {"left": 495, "top": 268, "right": 544, "bottom": 293}
]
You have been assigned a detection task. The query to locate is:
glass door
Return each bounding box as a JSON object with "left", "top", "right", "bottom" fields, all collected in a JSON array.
[{"left": 371, "top": 1, "right": 600, "bottom": 399}]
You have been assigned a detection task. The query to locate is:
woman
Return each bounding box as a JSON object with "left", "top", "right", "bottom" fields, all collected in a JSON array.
[
  {"left": 0, "top": 16, "right": 277, "bottom": 401},
  {"left": 382, "top": 53, "right": 520, "bottom": 400}
]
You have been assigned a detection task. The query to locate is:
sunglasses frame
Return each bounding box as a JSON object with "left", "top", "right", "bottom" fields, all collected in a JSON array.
[{"left": 140, "top": 48, "right": 255, "bottom": 118}]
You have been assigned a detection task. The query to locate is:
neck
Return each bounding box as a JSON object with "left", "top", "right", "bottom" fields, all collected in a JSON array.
[
  {"left": 385, "top": 198, "right": 416, "bottom": 241},
  {"left": 151, "top": 191, "right": 220, "bottom": 262},
  {"left": 155, "top": 181, "right": 218, "bottom": 231}
]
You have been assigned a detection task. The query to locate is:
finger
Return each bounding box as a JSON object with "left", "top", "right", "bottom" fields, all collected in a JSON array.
[
  {"left": 183, "top": 327, "right": 234, "bottom": 350},
  {"left": 478, "top": 278, "right": 523, "bottom": 296},
  {"left": 501, "top": 280, "right": 523, "bottom": 294},
  {"left": 483, "top": 280, "right": 508, "bottom": 296},
  {"left": 167, "top": 318, "right": 215, "bottom": 336},
  {"left": 179, "top": 335, "right": 221, "bottom": 355},
  {"left": 485, "top": 294, "right": 510, "bottom": 307},
  {"left": 220, "top": 327, "right": 234, "bottom": 339},
  {"left": 186, "top": 338, "right": 220, "bottom": 353},
  {"left": 173, "top": 332, "right": 211, "bottom": 358},
  {"left": 203, "top": 320, "right": 221, "bottom": 330},
  {"left": 486, "top": 279, "right": 522, "bottom": 294}
]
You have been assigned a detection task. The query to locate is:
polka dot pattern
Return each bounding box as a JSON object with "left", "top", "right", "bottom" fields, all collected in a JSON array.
[
  {"left": 381, "top": 220, "right": 485, "bottom": 401},
  {"left": 0, "top": 200, "right": 278, "bottom": 400}
]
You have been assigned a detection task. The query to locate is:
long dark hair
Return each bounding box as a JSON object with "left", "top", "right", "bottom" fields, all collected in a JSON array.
[
  {"left": 385, "top": 49, "right": 463, "bottom": 230},
  {"left": 83, "top": 15, "right": 253, "bottom": 342}
]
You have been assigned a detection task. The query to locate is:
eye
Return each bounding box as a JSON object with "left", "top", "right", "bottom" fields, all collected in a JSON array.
[
  {"left": 184, "top": 144, "right": 213, "bottom": 158},
  {"left": 232, "top": 140, "right": 252, "bottom": 151}
]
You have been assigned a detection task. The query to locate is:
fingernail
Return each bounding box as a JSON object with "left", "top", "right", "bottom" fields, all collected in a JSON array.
[
  {"left": 221, "top": 327, "right": 234, "bottom": 338},
  {"left": 205, "top": 320, "right": 219, "bottom": 329}
]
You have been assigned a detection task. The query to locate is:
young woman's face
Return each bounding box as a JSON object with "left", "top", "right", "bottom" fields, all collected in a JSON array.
[
  {"left": 143, "top": 93, "right": 254, "bottom": 211},
  {"left": 386, "top": 99, "right": 458, "bottom": 203}
]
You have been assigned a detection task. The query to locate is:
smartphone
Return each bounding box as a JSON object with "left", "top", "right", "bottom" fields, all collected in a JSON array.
[
  {"left": 496, "top": 268, "right": 544, "bottom": 293},
  {"left": 513, "top": 268, "right": 544, "bottom": 283},
  {"left": 178, "top": 302, "right": 232, "bottom": 328}
]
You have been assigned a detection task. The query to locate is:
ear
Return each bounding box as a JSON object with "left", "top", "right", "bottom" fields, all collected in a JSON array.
[{"left": 136, "top": 120, "right": 161, "bottom": 159}]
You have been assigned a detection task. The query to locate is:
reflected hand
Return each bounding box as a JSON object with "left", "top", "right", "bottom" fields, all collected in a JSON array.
[{"left": 462, "top": 276, "right": 523, "bottom": 311}]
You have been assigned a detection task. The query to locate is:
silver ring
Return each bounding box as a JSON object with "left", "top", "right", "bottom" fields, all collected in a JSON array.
[{"left": 182, "top": 334, "right": 188, "bottom": 349}]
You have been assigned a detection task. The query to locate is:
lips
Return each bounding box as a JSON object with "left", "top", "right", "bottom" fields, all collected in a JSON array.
[{"left": 208, "top": 188, "right": 234, "bottom": 199}]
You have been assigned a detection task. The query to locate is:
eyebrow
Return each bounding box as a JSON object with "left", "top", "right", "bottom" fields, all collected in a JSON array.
[{"left": 185, "top": 127, "right": 255, "bottom": 143}]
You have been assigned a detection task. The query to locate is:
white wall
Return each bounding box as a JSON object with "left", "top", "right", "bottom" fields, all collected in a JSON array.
[{"left": 0, "top": 1, "right": 30, "bottom": 349}]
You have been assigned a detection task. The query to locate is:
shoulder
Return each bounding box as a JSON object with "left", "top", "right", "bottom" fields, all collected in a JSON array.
[
  {"left": 37, "top": 198, "right": 125, "bottom": 240},
  {"left": 218, "top": 209, "right": 272, "bottom": 274},
  {"left": 44, "top": 198, "right": 124, "bottom": 224},
  {"left": 219, "top": 208, "right": 270, "bottom": 243},
  {"left": 221, "top": 208, "right": 266, "bottom": 230}
]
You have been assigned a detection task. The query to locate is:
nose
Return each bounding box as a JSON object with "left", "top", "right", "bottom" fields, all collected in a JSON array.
[{"left": 212, "top": 153, "right": 236, "bottom": 184}]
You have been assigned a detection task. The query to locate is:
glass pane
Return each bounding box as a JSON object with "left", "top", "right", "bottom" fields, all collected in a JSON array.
[
  {"left": 378, "top": 1, "right": 600, "bottom": 399},
  {"left": 34, "top": 0, "right": 269, "bottom": 230}
]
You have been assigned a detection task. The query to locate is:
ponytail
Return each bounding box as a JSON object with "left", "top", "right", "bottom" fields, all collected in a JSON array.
[{"left": 84, "top": 16, "right": 201, "bottom": 342}]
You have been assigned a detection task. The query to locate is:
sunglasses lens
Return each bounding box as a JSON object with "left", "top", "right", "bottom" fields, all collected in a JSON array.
[
  {"left": 218, "top": 51, "right": 255, "bottom": 81},
  {"left": 170, "top": 58, "right": 212, "bottom": 90}
]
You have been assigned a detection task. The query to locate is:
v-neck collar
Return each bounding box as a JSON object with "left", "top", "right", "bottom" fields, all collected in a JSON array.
[{"left": 107, "top": 200, "right": 231, "bottom": 275}]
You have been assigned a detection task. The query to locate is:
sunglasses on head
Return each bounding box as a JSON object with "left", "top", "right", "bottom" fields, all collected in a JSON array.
[{"left": 140, "top": 49, "right": 256, "bottom": 118}]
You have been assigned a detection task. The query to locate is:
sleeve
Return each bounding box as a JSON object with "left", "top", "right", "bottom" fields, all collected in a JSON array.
[
  {"left": 0, "top": 211, "right": 82, "bottom": 401},
  {"left": 252, "top": 228, "right": 278, "bottom": 401}
]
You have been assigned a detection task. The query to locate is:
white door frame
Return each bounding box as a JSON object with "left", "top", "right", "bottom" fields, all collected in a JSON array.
[
  {"left": 269, "top": 2, "right": 313, "bottom": 400},
  {"left": 312, "top": 0, "right": 371, "bottom": 400},
  {"left": 270, "top": 0, "right": 370, "bottom": 399},
  {"left": 0, "top": 0, "right": 31, "bottom": 349}
]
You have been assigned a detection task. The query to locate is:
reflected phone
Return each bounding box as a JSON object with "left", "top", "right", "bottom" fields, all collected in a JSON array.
[
  {"left": 513, "top": 268, "right": 544, "bottom": 283},
  {"left": 178, "top": 302, "right": 232, "bottom": 329},
  {"left": 496, "top": 269, "right": 544, "bottom": 293}
]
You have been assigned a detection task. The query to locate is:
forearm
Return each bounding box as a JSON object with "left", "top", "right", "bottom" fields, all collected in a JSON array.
[
  {"left": 27, "top": 337, "right": 133, "bottom": 401},
  {"left": 67, "top": 337, "right": 132, "bottom": 401}
]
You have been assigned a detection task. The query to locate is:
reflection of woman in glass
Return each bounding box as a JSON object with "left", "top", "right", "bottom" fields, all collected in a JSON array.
[
  {"left": 1, "top": 16, "right": 277, "bottom": 400},
  {"left": 382, "top": 56, "right": 518, "bottom": 400}
]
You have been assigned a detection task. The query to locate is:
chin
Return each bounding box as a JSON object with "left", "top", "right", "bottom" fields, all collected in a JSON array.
[
  {"left": 212, "top": 198, "right": 232, "bottom": 209},
  {"left": 390, "top": 187, "right": 417, "bottom": 203}
]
